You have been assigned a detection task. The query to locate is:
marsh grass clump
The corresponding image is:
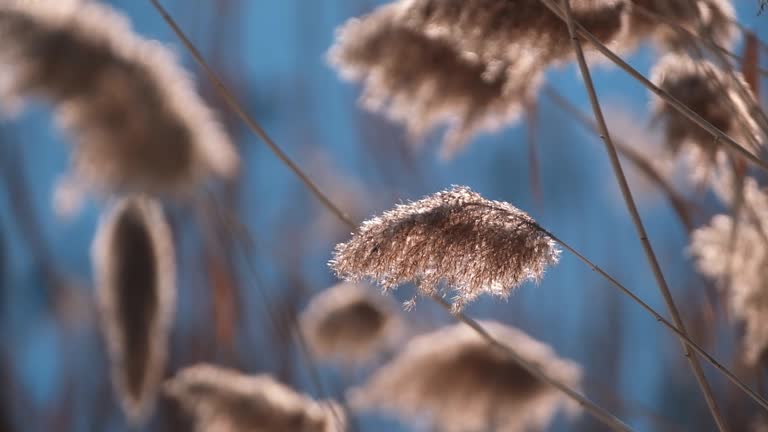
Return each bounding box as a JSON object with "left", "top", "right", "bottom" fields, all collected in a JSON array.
[
  {"left": 350, "top": 321, "right": 582, "bottom": 432},
  {"left": 165, "top": 364, "right": 346, "bottom": 432},
  {"left": 91, "top": 196, "right": 176, "bottom": 422},
  {"left": 330, "top": 186, "right": 559, "bottom": 311},
  {"left": 300, "top": 282, "right": 401, "bottom": 366},
  {"left": 0, "top": 0, "right": 238, "bottom": 198}
]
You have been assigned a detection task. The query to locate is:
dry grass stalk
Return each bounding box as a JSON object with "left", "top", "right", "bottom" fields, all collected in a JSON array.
[
  {"left": 329, "top": 4, "right": 531, "bottom": 158},
  {"left": 91, "top": 196, "right": 176, "bottom": 422},
  {"left": 350, "top": 321, "right": 582, "bottom": 432},
  {"left": 625, "top": 0, "right": 737, "bottom": 50},
  {"left": 330, "top": 186, "right": 560, "bottom": 311},
  {"left": 300, "top": 282, "right": 402, "bottom": 366},
  {"left": 0, "top": 0, "right": 238, "bottom": 197},
  {"left": 165, "top": 364, "right": 346, "bottom": 432},
  {"left": 691, "top": 177, "right": 768, "bottom": 365},
  {"left": 650, "top": 53, "right": 762, "bottom": 182}
]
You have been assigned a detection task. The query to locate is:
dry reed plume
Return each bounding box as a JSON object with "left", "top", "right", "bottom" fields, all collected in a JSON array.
[
  {"left": 690, "top": 178, "right": 768, "bottom": 365},
  {"left": 350, "top": 321, "right": 582, "bottom": 432},
  {"left": 91, "top": 196, "right": 176, "bottom": 422},
  {"left": 165, "top": 364, "right": 346, "bottom": 432},
  {"left": 330, "top": 186, "right": 559, "bottom": 311},
  {"left": 625, "top": 0, "right": 737, "bottom": 50},
  {"left": 0, "top": 0, "right": 238, "bottom": 198},
  {"left": 329, "top": 4, "right": 529, "bottom": 158},
  {"left": 649, "top": 53, "right": 762, "bottom": 181},
  {"left": 300, "top": 282, "right": 402, "bottom": 366}
]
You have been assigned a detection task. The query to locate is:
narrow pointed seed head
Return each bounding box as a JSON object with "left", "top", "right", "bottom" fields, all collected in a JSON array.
[
  {"left": 690, "top": 178, "right": 768, "bottom": 365},
  {"left": 300, "top": 282, "right": 402, "bottom": 366},
  {"left": 92, "top": 196, "right": 176, "bottom": 422},
  {"left": 625, "top": 0, "right": 737, "bottom": 51},
  {"left": 650, "top": 53, "right": 762, "bottom": 180},
  {"left": 0, "top": 0, "right": 238, "bottom": 197},
  {"left": 165, "top": 364, "right": 346, "bottom": 432},
  {"left": 350, "top": 321, "right": 582, "bottom": 432},
  {"left": 329, "top": 186, "right": 560, "bottom": 311},
  {"left": 329, "top": 4, "right": 531, "bottom": 157}
]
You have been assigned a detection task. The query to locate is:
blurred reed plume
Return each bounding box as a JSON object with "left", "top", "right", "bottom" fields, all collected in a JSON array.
[
  {"left": 649, "top": 53, "right": 762, "bottom": 180},
  {"left": 165, "top": 363, "right": 346, "bottom": 432},
  {"left": 690, "top": 178, "right": 768, "bottom": 365},
  {"left": 0, "top": 0, "right": 238, "bottom": 198},
  {"left": 625, "top": 0, "right": 737, "bottom": 50},
  {"left": 329, "top": 0, "right": 628, "bottom": 157},
  {"left": 349, "top": 321, "right": 582, "bottom": 432},
  {"left": 91, "top": 196, "right": 176, "bottom": 422},
  {"left": 330, "top": 186, "right": 560, "bottom": 311},
  {"left": 300, "top": 282, "right": 401, "bottom": 366}
]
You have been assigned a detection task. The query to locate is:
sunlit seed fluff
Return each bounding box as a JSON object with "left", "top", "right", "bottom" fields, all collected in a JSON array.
[
  {"left": 625, "top": 0, "right": 737, "bottom": 51},
  {"left": 329, "top": 186, "right": 560, "bottom": 312},
  {"left": 329, "top": 4, "right": 533, "bottom": 157},
  {"left": 165, "top": 364, "right": 346, "bottom": 432},
  {"left": 690, "top": 178, "right": 768, "bottom": 365},
  {"left": 300, "top": 282, "right": 402, "bottom": 366},
  {"left": 650, "top": 53, "right": 762, "bottom": 180},
  {"left": 396, "top": 0, "right": 630, "bottom": 67},
  {"left": 91, "top": 196, "right": 176, "bottom": 422},
  {"left": 350, "top": 321, "right": 582, "bottom": 432},
  {"left": 0, "top": 0, "right": 238, "bottom": 197}
]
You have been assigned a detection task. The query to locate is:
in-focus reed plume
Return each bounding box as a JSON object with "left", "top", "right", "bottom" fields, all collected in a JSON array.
[
  {"left": 300, "top": 282, "right": 401, "bottom": 366},
  {"left": 0, "top": 0, "right": 238, "bottom": 197},
  {"left": 650, "top": 53, "right": 762, "bottom": 180},
  {"left": 330, "top": 186, "right": 559, "bottom": 311},
  {"left": 165, "top": 364, "right": 346, "bottom": 432},
  {"left": 92, "top": 196, "right": 176, "bottom": 422},
  {"left": 690, "top": 178, "right": 768, "bottom": 365},
  {"left": 624, "top": 0, "right": 737, "bottom": 51},
  {"left": 329, "top": 4, "right": 530, "bottom": 158},
  {"left": 350, "top": 321, "right": 582, "bottom": 432}
]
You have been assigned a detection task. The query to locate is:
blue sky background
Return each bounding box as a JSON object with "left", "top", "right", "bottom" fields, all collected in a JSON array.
[{"left": 1, "top": 1, "right": 767, "bottom": 431}]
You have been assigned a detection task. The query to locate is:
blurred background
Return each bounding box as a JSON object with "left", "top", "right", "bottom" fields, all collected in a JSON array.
[{"left": 0, "top": 1, "right": 767, "bottom": 431}]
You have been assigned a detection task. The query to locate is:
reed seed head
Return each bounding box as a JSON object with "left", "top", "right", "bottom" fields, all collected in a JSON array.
[
  {"left": 91, "top": 195, "right": 176, "bottom": 422},
  {"left": 300, "top": 282, "right": 401, "bottom": 366},
  {"left": 165, "top": 364, "right": 346, "bottom": 432},
  {"left": 330, "top": 186, "right": 560, "bottom": 311},
  {"left": 350, "top": 321, "right": 582, "bottom": 432},
  {"left": 650, "top": 53, "right": 762, "bottom": 180},
  {"left": 0, "top": 0, "right": 238, "bottom": 197}
]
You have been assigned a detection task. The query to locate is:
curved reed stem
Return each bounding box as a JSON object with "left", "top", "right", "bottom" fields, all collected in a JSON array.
[
  {"left": 538, "top": 0, "right": 768, "bottom": 173},
  {"left": 559, "top": 1, "right": 728, "bottom": 429}
]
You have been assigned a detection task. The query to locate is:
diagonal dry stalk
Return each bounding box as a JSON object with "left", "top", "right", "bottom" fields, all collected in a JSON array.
[
  {"left": 542, "top": 86, "right": 696, "bottom": 233},
  {"left": 538, "top": 0, "right": 768, "bottom": 172},
  {"left": 148, "top": 0, "right": 768, "bottom": 426},
  {"left": 557, "top": 0, "right": 728, "bottom": 430}
]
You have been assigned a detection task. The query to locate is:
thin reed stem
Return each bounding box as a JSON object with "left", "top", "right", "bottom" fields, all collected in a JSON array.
[
  {"left": 559, "top": 0, "right": 728, "bottom": 429},
  {"left": 538, "top": 0, "right": 768, "bottom": 173},
  {"left": 149, "top": 0, "right": 768, "bottom": 425},
  {"left": 542, "top": 86, "right": 696, "bottom": 233},
  {"left": 429, "top": 295, "right": 634, "bottom": 432},
  {"left": 148, "top": 0, "right": 355, "bottom": 228}
]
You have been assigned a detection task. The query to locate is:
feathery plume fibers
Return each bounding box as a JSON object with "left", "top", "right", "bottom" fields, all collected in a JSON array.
[
  {"left": 165, "top": 364, "right": 346, "bottom": 432},
  {"left": 350, "top": 321, "right": 582, "bottom": 432},
  {"left": 300, "top": 282, "right": 401, "bottom": 366},
  {"left": 690, "top": 178, "right": 768, "bottom": 365},
  {"left": 0, "top": 0, "right": 238, "bottom": 197},
  {"left": 650, "top": 53, "right": 762, "bottom": 179},
  {"left": 625, "top": 0, "right": 737, "bottom": 51},
  {"left": 329, "top": 4, "right": 531, "bottom": 157},
  {"left": 330, "top": 186, "right": 560, "bottom": 311},
  {"left": 92, "top": 196, "right": 176, "bottom": 422}
]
